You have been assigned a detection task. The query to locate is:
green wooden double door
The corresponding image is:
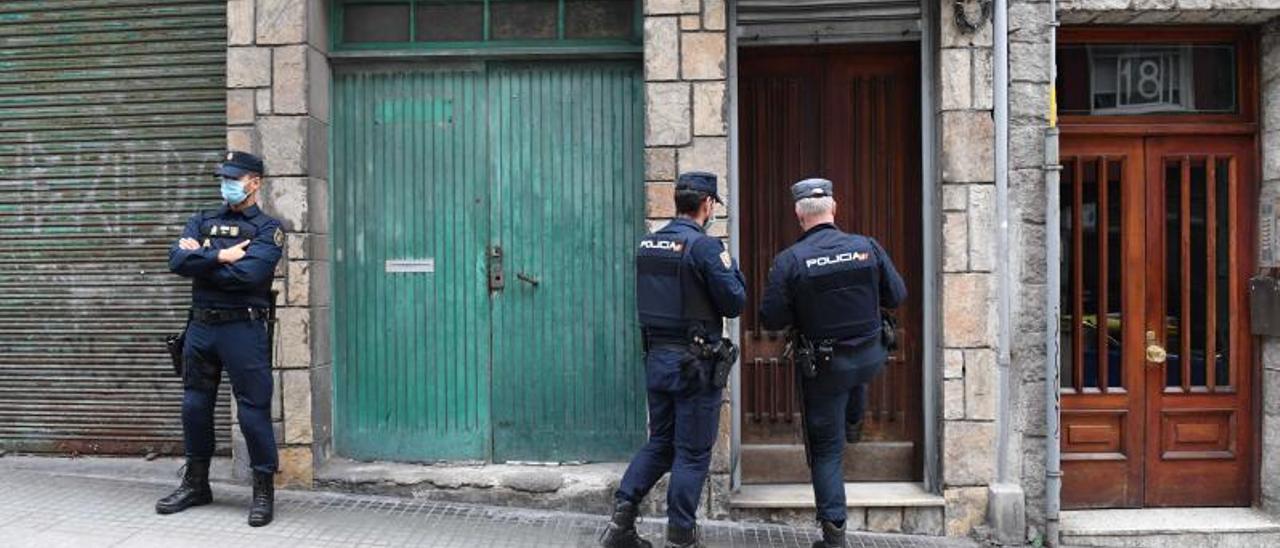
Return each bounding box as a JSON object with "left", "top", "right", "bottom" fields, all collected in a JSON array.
[{"left": 333, "top": 61, "right": 647, "bottom": 462}]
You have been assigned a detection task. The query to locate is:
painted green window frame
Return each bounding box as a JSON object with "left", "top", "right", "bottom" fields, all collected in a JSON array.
[{"left": 331, "top": 0, "right": 642, "bottom": 55}]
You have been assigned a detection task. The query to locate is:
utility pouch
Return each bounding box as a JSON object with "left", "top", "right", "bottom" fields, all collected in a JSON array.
[{"left": 815, "top": 339, "right": 836, "bottom": 369}]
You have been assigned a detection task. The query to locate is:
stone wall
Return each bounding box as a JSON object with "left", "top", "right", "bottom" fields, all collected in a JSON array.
[
  {"left": 1261, "top": 17, "right": 1280, "bottom": 518},
  {"left": 1008, "top": 0, "right": 1053, "bottom": 541},
  {"left": 225, "top": 0, "right": 332, "bottom": 488},
  {"left": 1058, "top": 0, "right": 1280, "bottom": 24},
  {"left": 936, "top": 3, "right": 1000, "bottom": 538}
]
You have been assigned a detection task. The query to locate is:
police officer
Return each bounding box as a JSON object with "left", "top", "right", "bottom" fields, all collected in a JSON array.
[
  {"left": 158, "top": 151, "right": 283, "bottom": 527},
  {"left": 602, "top": 172, "right": 746, "bottom": 548},
  {"left": 759, "top": 178, "right": 906, "bottom": 548}
]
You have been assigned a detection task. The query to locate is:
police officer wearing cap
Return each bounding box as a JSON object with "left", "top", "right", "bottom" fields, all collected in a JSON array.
[
  {"left": 759, "top": 178, "right": 906, "bottom": 548},
  {"left": 602, "top": 172, "right": 746, "bottom": 548},
  {"left": 158, "top": 151, "right": 283, "bottom": 527}
]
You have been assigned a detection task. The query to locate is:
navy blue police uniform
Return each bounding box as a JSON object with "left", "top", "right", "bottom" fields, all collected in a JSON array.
[
  {"left": 759, "top": 179, "right": 906, "bottom": 529},
  {"left": 168, "top": 152, "right": 282, "bottom": 476},
  {"left": 615, "top": 172, "right": 746, "bottom": 539}
]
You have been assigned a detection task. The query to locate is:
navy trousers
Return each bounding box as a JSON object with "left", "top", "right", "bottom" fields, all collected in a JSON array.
[
  {"left": 845, "top": 383, "right": 867, "bottom": 425},
  {"left": 803, "top": 361, "right": 883, "bottom": 523},
  {"left": 181, "top": 318, "right": 278, "bottom": 474},
  {"left": 616, "top": 346, "right": 722, "bottom": 530}
]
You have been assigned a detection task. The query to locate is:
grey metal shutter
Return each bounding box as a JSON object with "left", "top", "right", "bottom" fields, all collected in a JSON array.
[
  {"left": 736, "top": 0, "right": 922, "bottom": 45},
  {"left": 0, "top": 0, "right": 231, "bottom": 455}
]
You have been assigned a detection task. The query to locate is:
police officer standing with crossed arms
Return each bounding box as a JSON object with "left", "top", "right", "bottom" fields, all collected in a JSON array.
[
  {"left": 760, "top": 178, "right": 906, "bottom": 548},
  {"left": 602, "top": 172, "right": 746, "bottom": 548},
  {"left": 159, "top": 151, "right": 283, "bottom": 527}
]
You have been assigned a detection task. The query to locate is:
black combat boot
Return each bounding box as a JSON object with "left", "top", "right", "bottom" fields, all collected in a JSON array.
[
  {"left": 599, "top": 499, "right": 652, "bottom": 548},
  {"left": 811, "top": 520, "right": 845, "bottom": 548},
  {"left": 155, "top": 459, "right": 213, "bottom": 515},
  {"left": 845, "top": 420, "right": 863, "bottom": 444},
  {"left": 664, "top": 524, "right": 701, "bottom": 548},
  {"left": 247, "top": 471, "right": 274, "bottom": 527}
]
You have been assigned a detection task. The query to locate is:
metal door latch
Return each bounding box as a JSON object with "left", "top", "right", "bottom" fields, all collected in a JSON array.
[
  {"left": 516, "top": 272, "right": 540, "bottom": 287},
  {"left": 1145, "top": 330, "right": 1167, "bottom": 365},
  {"left": 488, "top": 246, "right": 504, "bottom": 291}
]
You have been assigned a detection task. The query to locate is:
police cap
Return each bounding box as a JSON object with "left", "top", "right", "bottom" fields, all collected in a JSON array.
[
  {"left": 791, "top": 178, "right": 833, "bottom": 202},
  {"left": 214, "top": 150, "right": 265, "bottom": 179},
  {"left": 676, "top": 171, "right": 722, "bottom": 204}
]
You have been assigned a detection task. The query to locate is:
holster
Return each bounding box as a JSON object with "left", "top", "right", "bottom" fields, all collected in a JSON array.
[
  {"left": 165, "top": 310, "right": 191, "bottom": 377},
  {"left": 710, "top": 339, "right": 738, "bottom": 388},
  {"left": 881, "top": 311, "right": 899, "bottom": 352},
  {"left": 165, "top": 329, "right": 185, "bottom": 377},
  {"left": 792, "top": 333, "right": 818, "bottom": 379},
  {"left": 267, "top": 290, "right": 279, "bottom": 367}
]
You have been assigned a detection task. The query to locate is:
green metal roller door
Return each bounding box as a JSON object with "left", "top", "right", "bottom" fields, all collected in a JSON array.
[
  {"left": 333, "top": 61, "right": 647, "bottom": 462},
  {"left": 0, "top": 0, "right": 231, "bottom": 455}
]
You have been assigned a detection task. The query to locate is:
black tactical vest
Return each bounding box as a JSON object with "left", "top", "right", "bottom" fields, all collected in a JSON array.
[
  {"left": 790, "top": 234, "right": 882, "bottom": 341},
  {"left": 635, "top": 232, "right": 717, "bottom": 332},
  {"left": 192, "top": 210, "right": 272, "bottom": 303}
]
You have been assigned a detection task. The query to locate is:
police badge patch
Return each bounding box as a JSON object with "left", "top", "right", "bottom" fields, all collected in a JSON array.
[
  {"left": 273, "top": 227, "right": 285, "bottom": 247},
  {"left": 720, "top": 250, "right": 732, "bottom": 269}
]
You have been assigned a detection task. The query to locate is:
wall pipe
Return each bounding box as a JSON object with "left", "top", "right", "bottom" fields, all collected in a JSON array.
[
  {"left": 1043, "top": 0, "right": 1063, "bottom": 544},
  {"left": 994, "top": 0, "right": 1013, "bottom": 486}
]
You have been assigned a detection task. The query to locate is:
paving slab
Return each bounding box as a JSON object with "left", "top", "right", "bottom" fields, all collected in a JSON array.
[{"left": 0, "top": 459, "right": 975, "bottom": 548}]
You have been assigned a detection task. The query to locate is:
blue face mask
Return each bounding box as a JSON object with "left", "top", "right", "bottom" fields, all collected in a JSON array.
[{"left": 220, "top": 177, "right": 249, "bottom": 205}]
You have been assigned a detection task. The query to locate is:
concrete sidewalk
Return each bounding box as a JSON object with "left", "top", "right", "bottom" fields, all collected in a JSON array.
[{"left": 0, "top": 457, "right": 977, "bottom": 548}]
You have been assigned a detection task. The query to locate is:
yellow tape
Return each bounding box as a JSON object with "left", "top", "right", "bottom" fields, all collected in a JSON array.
[{"left": 1049, "top": 86, "right": 1058, "bottom": 128}]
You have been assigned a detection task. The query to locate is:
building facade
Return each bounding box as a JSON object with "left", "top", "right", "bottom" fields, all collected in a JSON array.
[{"left": 6, "top": 0, "right": 1280, "bottom": 544}]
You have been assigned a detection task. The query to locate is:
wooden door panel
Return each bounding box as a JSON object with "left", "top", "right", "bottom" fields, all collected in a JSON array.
[
  {"left": 488, "top": 62, "right": 648, "bottom": 463},
  {"left": 738, "top": 46, "right": 922, "bottom": 482},
  {"left": 1143, "top": 136, "right": 1255, "bottom": 507},
  {"left": 1059, "top": 136, "right": 1146, "bottom": 509}
]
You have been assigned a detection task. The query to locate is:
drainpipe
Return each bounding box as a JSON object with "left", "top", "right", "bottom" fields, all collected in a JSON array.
[
  {"left": 990, "top": 0, "right": 1033, "bottom": 541},
  {"left": 1044, "top": 0, "right": 1063, "bottom": 545},
  {"left": 994, "top": 0, "right": 1013, "bottom": 488}
]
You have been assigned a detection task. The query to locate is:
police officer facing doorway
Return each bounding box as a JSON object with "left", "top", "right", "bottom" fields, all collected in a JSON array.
[
  {"left": 760, "top": 178, "right": 906, "bottom": 548},
  {"left": 602, "top": 172, "right": 746, "bottom": 548},
  {"left": 159, "top": 151, "right": 283, "bottom": 527}
]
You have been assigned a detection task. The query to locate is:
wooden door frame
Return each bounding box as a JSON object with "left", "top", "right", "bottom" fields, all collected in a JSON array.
[{"left": 1057, "top": 25, "right": 1262, "bottom": 507}]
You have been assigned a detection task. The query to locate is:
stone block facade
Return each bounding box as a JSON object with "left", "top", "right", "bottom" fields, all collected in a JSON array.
[
  {"left": 935, "top": 3, "right": 1001, "bottom": 538},
  {"left": 644, "top": 0, "right": 730, "bottom": 241},
  {"left": 221, "top": 0, "right": 1280, "bottom": 543},
  {"left": 225, "top": 0, "right": 331, "bottom": 488}
]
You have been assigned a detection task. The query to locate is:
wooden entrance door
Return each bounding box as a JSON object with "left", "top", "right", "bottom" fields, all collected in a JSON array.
[
  {"left": 1060, "top": 135, "right": 1255, "bottom": 508},
  {"left": 737, "top": 45, "right": 922, "bottom": 483}
]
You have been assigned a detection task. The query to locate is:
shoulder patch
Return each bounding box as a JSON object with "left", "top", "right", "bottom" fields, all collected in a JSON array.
[
  {"left": 719, "top": 250, "right": 732, "bottom": 269},
  {"left": 273, "top": 227, "right": 285, "bottom": 247}
]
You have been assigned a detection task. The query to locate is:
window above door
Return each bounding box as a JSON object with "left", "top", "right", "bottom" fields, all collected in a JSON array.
[
  {"left": 1058, "top": 44, "right": 1237, "bottom": 116},
  {"left": 1056, "top": 27, "right": 1258, "bottom": 130},
  {"left": 332, "top": 0, "right": 641, "bottom": 54}
]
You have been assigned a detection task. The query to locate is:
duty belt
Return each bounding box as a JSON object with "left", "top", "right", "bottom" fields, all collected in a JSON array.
[
  {"left": 644, "top": 335, "right": 691, "bottom": 347},
  {"left": 191, "top": 307, "right": 270, "bottom": 324}
]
